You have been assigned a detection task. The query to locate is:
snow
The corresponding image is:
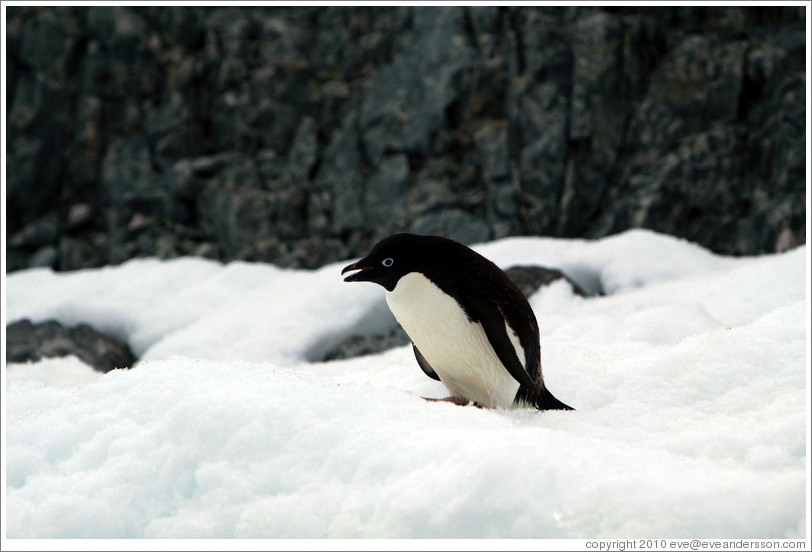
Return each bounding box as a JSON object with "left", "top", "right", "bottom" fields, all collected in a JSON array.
[{"left": 2, "top": 229, "right": 809, "bottom": 541}]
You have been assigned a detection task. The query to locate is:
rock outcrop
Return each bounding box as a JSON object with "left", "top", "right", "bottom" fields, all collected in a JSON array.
[
  {"left": 6, "top": 319, "right": 136, "bottom": 372},
  {"left": 6, "top": 6, "right": 806, "bottom": 273}
]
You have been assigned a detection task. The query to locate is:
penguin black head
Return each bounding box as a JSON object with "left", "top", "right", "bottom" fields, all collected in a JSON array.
[{"left": 341, "top": 233, "right": 428, "bottom": 292}]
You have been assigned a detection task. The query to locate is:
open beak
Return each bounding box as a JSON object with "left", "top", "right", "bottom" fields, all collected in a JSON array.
[{"left": 341, "top": 260, "right": 372, "bottom": 282}]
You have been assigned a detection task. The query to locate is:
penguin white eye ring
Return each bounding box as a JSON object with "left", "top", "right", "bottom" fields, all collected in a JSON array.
[{"left": 341, "top": 233, "right": 574, "bottom": 411}]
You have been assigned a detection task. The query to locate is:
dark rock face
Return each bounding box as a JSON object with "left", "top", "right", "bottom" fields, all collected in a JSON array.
[
  {"left": 321, "top": 265, "right": 585, "bottom": 361},
  {"left": 6, "top": 319, "right": 136, "bottom": 373},
  {"left": 6, "top": 6, "right": 806, "bottom": 273}
]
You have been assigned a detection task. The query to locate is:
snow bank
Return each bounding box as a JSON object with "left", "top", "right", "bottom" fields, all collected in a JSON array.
[{"left": 3, "top": 230, "right": 808, "bottom": 539}]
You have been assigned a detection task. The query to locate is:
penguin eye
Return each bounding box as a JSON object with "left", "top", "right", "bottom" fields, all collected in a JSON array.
[{"left": 381, "top": 258, "right": 394, "bottom": 268}]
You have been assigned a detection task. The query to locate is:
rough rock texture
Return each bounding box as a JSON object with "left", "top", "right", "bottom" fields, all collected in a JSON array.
[
  {"left": 6, "top": 319, "right": 136, "bottom": 372},
  {"left": 6, "top": 6, "right": 806, "bottom": 272},
  {"left": 321, "top": 265, "right": 586, "bottom": 361}
]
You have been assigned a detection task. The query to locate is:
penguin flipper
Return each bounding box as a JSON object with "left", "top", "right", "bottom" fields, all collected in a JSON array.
[
  {"left": 413, "top": 343, "right": 441, "bottom": 381},
  {"left": 465, "top": 296, "right": 535, "bottom": 390}
]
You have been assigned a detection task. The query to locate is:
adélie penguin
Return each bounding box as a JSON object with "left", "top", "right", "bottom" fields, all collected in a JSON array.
[{"left": 341, "top": 233, "right": 573, "bottom": 411}]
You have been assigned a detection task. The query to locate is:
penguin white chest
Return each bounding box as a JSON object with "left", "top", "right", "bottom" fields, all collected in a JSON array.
[{"left": 385, "top": 272, "right": 522, "bottom": 408}]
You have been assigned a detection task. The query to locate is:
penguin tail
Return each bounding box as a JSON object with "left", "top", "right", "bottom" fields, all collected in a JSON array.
[{"left": 533, "top": 386, "right": 574, "bottom": 411}]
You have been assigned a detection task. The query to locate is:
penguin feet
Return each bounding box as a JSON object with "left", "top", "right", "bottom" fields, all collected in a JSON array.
[{"left": 422, "top": 395, "right": 471, "bottom": 406}]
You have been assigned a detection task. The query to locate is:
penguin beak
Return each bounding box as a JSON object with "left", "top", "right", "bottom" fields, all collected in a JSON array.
[{"left": 341, "top": 259, "right": 374, "bottom": 283}]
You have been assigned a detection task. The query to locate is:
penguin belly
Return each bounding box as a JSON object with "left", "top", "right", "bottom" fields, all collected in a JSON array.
[{"left": 386, "top": 272, "right": 522, "bottom": 409}]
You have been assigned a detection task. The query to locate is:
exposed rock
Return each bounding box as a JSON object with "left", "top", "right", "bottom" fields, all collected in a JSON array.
[
  {"left": 365, "top": 154, "right": 410, "bottom": 232},
  {"left": 503, "top": 265, "right": 588, "bottom": 298},
  {"left": 411, "top": 209, "right": 493, "bottom": 247},
  {"left": 320, "top": 264, "right": 586, "bottom": 361},
  {"left": 5, "top": 6, "right": 806, "bottom": 273},
  {"left": 9, "top": 212, "right": 61, "bottom": 249},
  {"left": 64, "top": 203, "right": 94, "bottom": 231},
  {"left": 323, "top": 326, "right": 410, "bottom": 362},
  {"left": 28, "top": 246, "right": 58, "bottom": 268},
  {"left": 6, "top": 319, "right": 136, "bottom": 373},
  {"left": 317, "top": 116, "right": 364, "bottom": 233}
]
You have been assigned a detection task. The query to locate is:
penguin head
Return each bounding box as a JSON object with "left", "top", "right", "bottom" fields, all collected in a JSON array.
[{"left": 341, "top": 233, "right": 427, "bottom": 292}]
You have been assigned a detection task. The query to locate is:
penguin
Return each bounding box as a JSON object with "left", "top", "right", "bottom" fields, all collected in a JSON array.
[{"left": 341, "top": 233, "right": 573, "bottom": 411}]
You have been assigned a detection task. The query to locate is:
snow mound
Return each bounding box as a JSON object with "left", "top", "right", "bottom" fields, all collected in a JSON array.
[{"left": 3, "top": 230, "right": 808, "bottom": 539}]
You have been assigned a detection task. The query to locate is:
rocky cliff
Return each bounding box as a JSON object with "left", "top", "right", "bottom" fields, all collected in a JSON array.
[{"left": 6, "top": 6, "right": 806, "bottom": 272}]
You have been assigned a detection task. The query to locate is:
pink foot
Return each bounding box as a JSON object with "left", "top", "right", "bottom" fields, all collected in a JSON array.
[{"left": 422, "top": 396, "right": 471, "bottom": 406}]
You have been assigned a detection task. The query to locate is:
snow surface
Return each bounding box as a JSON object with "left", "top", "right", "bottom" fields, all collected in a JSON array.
[{"left": 3, "top": 230, "right": 809, "bottom": 539}]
